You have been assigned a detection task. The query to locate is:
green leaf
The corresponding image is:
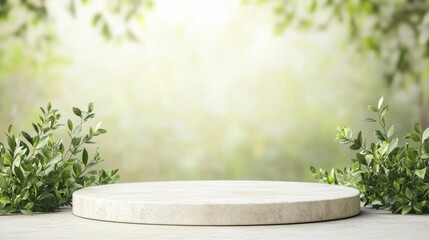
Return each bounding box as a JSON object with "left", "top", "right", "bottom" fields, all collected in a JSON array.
[
  {"left": 377, "top": 96, "right": 384, "bottom": 109},
  {"left": 24, "top": 202, "right": 34, "bottom": 210},
  {"left": 67, "top": 119, "right": 73, "bottom": 131},
  {"left": 368, "top": 105, "right": 378, "bottom": 112},
  {"left": 422, "top": 128, "right": 429, "bottom": 143},
  {"left": 401, "top": 205, "right": 412, "bottom": 215},
  {"left": 19, "top": 209, "right": 32, "bottom": 215},
  {"left": 414, "top": 122, "right": 421, "bottom": 134},
  {"left": 102, "top": 24, "right": 111, "bottom": 39},
  {"left": 380, "top": 105, "right": 388, "bottom": 116},
  {"left": 35, "top": 136, "right": 49, "bottom": 150},
  {"left": 32, "top": 123, "right": 39, "bottom": 134},
  {"left": 415, "top": 167, "right": 426, "bottom": 179},
  {"left": 88, "top": 102, "right": 94, "bottom": 112},
  {"left": 14, "top": 166, "right": 25, "bottom": 182},
  {"left": 393, "top": 181, "right": 400, "bottom": 191},
  {"left": 387, "top": 125, "right": 394, "bottom": 138},
  {"left": 405, "top": 188, "right": 413, "bottom": 200},
  {"left": 310, "top": 166, "right": 316, "bottom": 174},
  {"left": 0, "top": 196, "right": 11, "bottom": 205},
  {"left": 421, "top": 152, "right": 429, "bottom": 159},
  {"left": 92, "top": 13, "right": 102, "bottom": 27},
  {"left": 97, "top": 128, "right": 107, "bottom": 134},
  {"left": 82, "top": 148, "right": 89, "bottom": 165},
  {"left": 3, "top": 152, "right": 12, "bottom": 165},
  {"left": 21, "top": 131, "right": 33, "bottom": 145},
  {"left": 374, "top": 130, "right": 385, "bottom": 141},
  {"left": 73, "top": 162, "right": 83, "bottom": 176},
  {"left": 362, "top": 118, "right": 376, "bottom": 122},
  {"left": 387, "top": 137, "right": 398, "bottom": 154},
  {"left": 72, "top": 107, "right": 82, "bottom": 117},
  {"left": 351, "top": 161, "right": 360, "bottom": 171},
  {"left": 8, "top": 124, "right": 13, "bottom": 134},
  {"left": 410, "top": 133, "right": 421, "bottom": 142}
]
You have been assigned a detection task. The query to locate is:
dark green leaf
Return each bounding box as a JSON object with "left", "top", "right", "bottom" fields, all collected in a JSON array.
[
  {"left": 362, "top": 118, "right": 376, "bottom": 122},
  {"left": 414, "top": 122, "right": 421, "bottom": 134},
  {"left": 21, "top": 131, "right": 33, "bottom": 145},
  {"left": 410, "top": 133, "right": 421, "bottom": 142},
  {"left": 82, "top": 148, "right": 88, "bottom": 165},
  {"left": 88, "top": 102, "right": 94, "bottom": 112},
  {"left": 72, "top": 107, "right": 82, "bottom": 117}
]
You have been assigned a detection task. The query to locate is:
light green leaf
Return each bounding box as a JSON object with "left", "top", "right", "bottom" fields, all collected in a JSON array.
[
  {"left": 67, "top": 119, "right": 73, "bottom": 131},
  {"left": 387, "top": 137, "right": 398, "bottom": 154},
  {"left": 19, "top": 209, "right": 32, "bottom": 215},
  {"left": 0, "top": 196, "right": 11, "bottom": 204},
  {"left": 368, "top": 105, "right": 378, "bottom": 112},
  {"left": 401, "top": 205, "right": 412, "bottom": 215},
  {"left": 95, "top": 121, "right": 102, "bottom": 131},
  {"left": 35, "top": 136, "right": 50, "bottom": 150},
  {"left": 387, "top": 125, "right": 394, "bottom": 138},
  {"left": 378, "top": 96, "right": 384, "bottom": 109},
  {"left": 24, "top": 202, "right": 34, "bottom": 210},
  {"left": 415, "top": 167, "right": 426, "bottom": 179},
  {"left": 422, "top": 128, "right": 429, "bottom": 143}
]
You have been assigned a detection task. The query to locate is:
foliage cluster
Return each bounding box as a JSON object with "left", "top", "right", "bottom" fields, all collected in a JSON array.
[
  {"left": 0, "top": 103, "right": 119, "bottom": 214},
  {"left": 311, "top": 97, "right": 429, "bottom": 214},
  {"left": 259, "top": 0, "right": 429, "bottom": 127},
  {"left": 0, "top": 0, "right": 154, "bottom": 44}
]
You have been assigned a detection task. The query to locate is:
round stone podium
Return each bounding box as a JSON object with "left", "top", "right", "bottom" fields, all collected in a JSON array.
[{"left": 72, "top": 181, "right": 360, "bottom": 225}]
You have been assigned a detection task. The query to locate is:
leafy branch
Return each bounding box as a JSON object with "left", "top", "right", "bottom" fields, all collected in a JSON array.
[
  {"left": 0, "top": 103, "right": 119, "bottom": 215},
  {"left": 311, "top": 97, "right": 429, "bottom": 214}
]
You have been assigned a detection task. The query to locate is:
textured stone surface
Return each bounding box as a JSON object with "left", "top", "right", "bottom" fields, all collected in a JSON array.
[
  {"left": 72, "top": 181, "right": 360, "bottom": 225},
  {"left": 2, "top": 207, "right": 429, "bottom": 240}
]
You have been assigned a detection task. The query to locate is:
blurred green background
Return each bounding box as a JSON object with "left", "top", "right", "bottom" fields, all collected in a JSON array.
[{"left": 0, "top": 0, "right": 426, "bottom": 182}]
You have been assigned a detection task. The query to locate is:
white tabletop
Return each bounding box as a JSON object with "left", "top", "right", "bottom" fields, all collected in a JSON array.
[{"left": 72, "top": 181, "right": 360, "bottom": 225}]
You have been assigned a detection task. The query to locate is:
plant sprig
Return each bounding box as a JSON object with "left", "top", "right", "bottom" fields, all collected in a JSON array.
[
  {"left": 311, "top": 97, "right": 429, "bottom": 214},
  {"left": 0, "top": 103, "right": 119, "bottom": 215}
]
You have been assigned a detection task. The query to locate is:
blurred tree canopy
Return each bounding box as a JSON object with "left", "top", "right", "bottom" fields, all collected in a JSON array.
[
  {"left": 0, "top": 0, "right": 152, "bottom": 136},
  {"left": 0, "top": 0, "right": 153, "bottom": 46},
  {"left": 261, "top": 0, "right": 429, "bottom": 127}
]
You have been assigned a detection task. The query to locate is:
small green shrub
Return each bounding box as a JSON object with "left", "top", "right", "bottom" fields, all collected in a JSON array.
[
  {"left": 311, "top": 97, "right": 429, "bottom": 214},
  {"left": 0, "top": 103, "right": 119, "bottom": 214}
]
